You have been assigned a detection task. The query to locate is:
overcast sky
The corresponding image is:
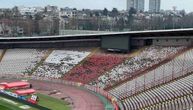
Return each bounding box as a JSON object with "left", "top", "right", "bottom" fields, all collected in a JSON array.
[{"left": 0, "top": 0, "right": 193, "bottom": 12}]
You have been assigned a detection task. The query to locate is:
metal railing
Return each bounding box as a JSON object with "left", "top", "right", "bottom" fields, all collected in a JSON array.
[{"left": 120, "top": 65, "right": 193, "bottom": 100}]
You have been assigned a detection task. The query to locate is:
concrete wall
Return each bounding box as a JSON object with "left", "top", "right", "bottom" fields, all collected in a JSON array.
[
  {"left": 0, "top": 41, "right": 100, "bottom": 49},
  {"left": 152, "top": 38, "right": 192, "bottom": 46},
  {"left": 101, "top": 36, "right": 130, "bottom": 51},
  {"left": 130, "top": 39, "right": 146, "bottom": 48}
]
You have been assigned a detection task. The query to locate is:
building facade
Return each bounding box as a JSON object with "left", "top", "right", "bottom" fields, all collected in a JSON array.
[
  {"left": 149, "top": 0, "right": 161, "bottom": 12},
  {"left": 127, "top": 0, "right": 145, "bottom": 12}
]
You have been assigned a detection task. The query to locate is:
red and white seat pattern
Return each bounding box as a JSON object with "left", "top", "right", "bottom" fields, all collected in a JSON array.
[
  {"left": 34, "top": 50, "right": 90, "bottom": 79},
  {"left": 110, "top": 48, "right": 193, "bottom": 100},
  {"left": 90, "top": 46, "right": 184, "bottom": 89},
  {"left": 64, "top": 53, "right": 126, "bottom": 84}
]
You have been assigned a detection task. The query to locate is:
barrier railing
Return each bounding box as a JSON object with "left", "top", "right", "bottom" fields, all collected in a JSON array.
[
  {"left": 105, "top": 46, "right": 189, "bottom": 91},
  {"left": 120, "top": 65, "right": 193, "bottom": 100}
]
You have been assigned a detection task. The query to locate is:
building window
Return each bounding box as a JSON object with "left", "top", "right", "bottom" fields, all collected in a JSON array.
[
  {"left": 176, "top": 39, "right": 179, "bottom": 42},
  {"left": 166, "top": 39, "right": 168, "bottom": 42},
  {"left": 186, "top": 39, "right": 189, "bottom": 42}
]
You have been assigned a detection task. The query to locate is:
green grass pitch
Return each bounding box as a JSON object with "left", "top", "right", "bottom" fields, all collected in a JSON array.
[{"left": 0, "top": 93, "right": 71, "bottom": 110}]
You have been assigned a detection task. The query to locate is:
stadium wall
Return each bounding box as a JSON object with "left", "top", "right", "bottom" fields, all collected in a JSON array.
[
  {"left": 130, "top": 39, "right": 146, "bottom": 48},
  {"left": 0, "top": 40, "right": 100, "bottom": 48},
  {"left": 152, "top": 38, "right": 192, "bottom": 46},
  {"left": 101, "top": 35, "right": 130, "bottom": 52}
]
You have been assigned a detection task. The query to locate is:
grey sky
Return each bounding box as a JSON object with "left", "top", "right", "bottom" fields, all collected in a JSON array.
[{"left": 0, "top": 0, "right": 193, "bottom": 12}]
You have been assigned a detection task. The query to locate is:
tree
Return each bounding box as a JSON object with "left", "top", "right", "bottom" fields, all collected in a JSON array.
[
  {"left": 95, "top": 11, "right": 100, "bottom": 17},
  {"left": 0, "top": 23, "right": 6, "bottom": 35},
  {"left": 73, "top": 8, "right": 77, "bottom": 11},
  {"left": 34, "top": 13, "right": 43, "bottom": 34},
  {"left": 34, "top": 13, "right": 43, "bottom": 21},
  {"left": 179, "top": 10, "right": 186, "bottom": 17},
  {"left": 12, "top": 6, "right": 20, "bottom": 35},
  {"left": 103, "top": 8, "right": 108, "bottom": 16},
  {"left": 44, "top": 7, "right": 48, "bottom": 13},
  {"left": 126, "top": 7, "right": 137, "bottom": 30},
  {"left": 12, "top": 6, "right": 21, "bottom": 18},
  {"left": 1, "top": 9, "right": 13, "bottom": 19},
  {"left": 111, "top": 8, "right": 119, "bottom": 17},
  {"left": 129, "top": 7, "right": 137, "bottom": 17},
  {"left": 117, "top": 17, "right": 125, "bottom": 31}
]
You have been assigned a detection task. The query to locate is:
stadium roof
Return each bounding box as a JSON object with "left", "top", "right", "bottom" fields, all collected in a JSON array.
[
  {"left": 15, "top": 89, "right": 36, "bottom": 95},
  {"left": 3, "top": 81, "right": 30, "bottom": 89},
  {"left": 1, "top": 28, "right": 193, "bottom": 40}
]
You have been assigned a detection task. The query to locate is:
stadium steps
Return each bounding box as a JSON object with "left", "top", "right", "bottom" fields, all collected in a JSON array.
[
  {"left": 64, "top": 47, "right": 127, "bottom": 84},
  {"left": 64, "top": 47, "right": 128, "bottom": 84},
  {"left": 121, "top": 72, "right": 193, "bottom": 110},
  {"left": 125, "top": 47, "right": 146, "bottom": 58},
  {"left": 0, "top": 49, "right": 6, "bottom": 62},
  {"left": 30, "top": 49, "right": 54, "bottom": 75},
  {"left": 62, "top": 47, "right": 100, "bottom": 79},
  {"left": 80, "top": 47, "right": 100, "bottom": 64},
  {"left": 104, "top": 46, "right": 192, "bottom": 91},
  {"left": 120, "top": 67, "right": 193, "bottom": 101},
  {"left": 63, "top": 48, "right": 103, "bottom": 81},
  {"left": 91, "top": 47, "right": 145, "bottom": 90},
  {"left": 74, "top": 47, "right": 100, "bottom": 66},
  {"left": 85, "top": 48, "right": 141, "bottom": 84},
  {"left": 142, "top": 92, "right": 193, "bottom": 110}
]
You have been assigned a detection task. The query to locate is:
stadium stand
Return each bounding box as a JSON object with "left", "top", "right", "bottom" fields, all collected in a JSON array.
[
  {"left": 109, "top": 47, "right": 193, "bottom": 100},
  {"left": 30, "top": 49, "right": 53, "bottom": 74},
  {"left": 34, "top": 50, "right": 90, "bottom": 78},
  {"left": 90, "top": 46, "right": 185, "bottom": 89},
  {"left": 121, "top": 71, "right": 193, "bottom": 110},
  {"left": 0, "top": 49, "right": 5, "bottom": 62},
  {"left": 64, "top": 53, "right": 126, "bottom": 84},
  {"left": 0, "top": 50, "right": 3, "bottom": 54},
  {"left": 0, "top": 47, "right": 192, "bottom": 110},
  {"left": 2, "top": 29, "right": 193, "bottom": 110},
  {"left": 0, "top": 49, "right": 47, "bottom": 75}
]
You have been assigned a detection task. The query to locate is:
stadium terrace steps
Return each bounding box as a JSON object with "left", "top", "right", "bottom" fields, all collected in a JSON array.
[
  {"left": 109, "top": 46, "right": 193, "bottom": 102},
  {"left": 63, "top": 48, "right": 100, "bottom": 78},
  {"left": 0, "top": 49, "right": 48, "bottom": 75},
  {"left": 104, "top": 46, "right": 191, "bottom": 91},
  {"left": 0, "top": 49, "right": 6, "bottom": 62},
  {"left": 128, "top": 46, "right": 148, "bottom": 58},
  {"left": 64, "top": 53, "right": 127, "bottom": 84},
  {"left": 34, "top": 49, "right": 91, "bottom": 79},
  {"left": 121, "top": 72, "right": 193, "bottom": 110},
  {"left": 90, "top": 46, "right": 185, "bottom": 90},
  {"left": 120, "top": 69, "right": 193, "bottom": 101},
  {"left": 86, "top": 54, "right": 128, "bottom": 84},
  {"left": 86, "top": 47, "right": 145, "bottom": 87},
  {"left": 31, "top": 49, "right": 54, "bottom": 75}
]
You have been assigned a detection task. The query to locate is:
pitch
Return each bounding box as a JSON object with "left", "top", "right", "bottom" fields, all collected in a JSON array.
[{"left": 0, "top": 93, "right": 71, "bottom": 110}]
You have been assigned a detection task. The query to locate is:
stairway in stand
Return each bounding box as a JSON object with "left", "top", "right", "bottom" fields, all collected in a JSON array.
[
  {"left": 0, "top": 49, "right": 6, "bottom": 62},
  {"left": 31, "top": 49, "right": 54, "bottom": 75}
]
